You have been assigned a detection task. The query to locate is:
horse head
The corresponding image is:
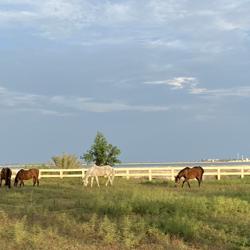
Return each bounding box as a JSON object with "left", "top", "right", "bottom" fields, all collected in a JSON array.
[
  {"left": 174, "top": 175, "right": 181, "bottom": 187},
  {"left": 14, "top": 175, "right": 19, "bottom": 187},
  {"left": 83, "top": 174, "right": 89, "bottom": 187}
]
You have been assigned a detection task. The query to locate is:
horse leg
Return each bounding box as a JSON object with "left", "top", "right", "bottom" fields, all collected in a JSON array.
[
  {"left": 95, "top": 176, "right": 100, "bottom": 188},
  {"left": 196, "top": 177, "right": 200, "bottom": 187},
  {"left": 109, "top": 175, "right": 113, "bottom": 186},
  {"left": 0, "top": 178, "right": 2, "bottom": 187},
  {"left": 182, "top": 179, "right": 186, "bottom": 188},
  {"left": 105, "top": 176, "right": 111, "bottom": 186},
  {"left": 37, "top": 178, "right": 39, "bottom": 187},
  {"left": 111, "top": 174, "right": 115, "bottom": 185},
  {"left": 200, "top": 175, "right": 203, "bottom": 185},
  {"left": 33, "top": 177, "right": 36, "bottom": 186},
  {"left": 90, "top": 177, "right": 94, "bottom": 187},
  {"left": 187, "top": 180, "right": 191, "bottom": 188}
]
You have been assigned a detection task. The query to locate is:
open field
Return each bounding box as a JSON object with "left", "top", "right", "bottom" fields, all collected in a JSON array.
[{"left": 0, "top": 177, "right": 249, "bottom": 250}]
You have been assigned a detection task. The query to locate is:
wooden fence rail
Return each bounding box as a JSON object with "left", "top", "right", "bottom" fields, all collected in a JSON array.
[{"left": 5, "top": 165, "right": 250, "bottom": 181}]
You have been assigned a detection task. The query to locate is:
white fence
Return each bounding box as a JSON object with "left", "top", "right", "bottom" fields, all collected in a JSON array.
[{"left": 6, "top": 165, "right": 250, "bottom": 181}]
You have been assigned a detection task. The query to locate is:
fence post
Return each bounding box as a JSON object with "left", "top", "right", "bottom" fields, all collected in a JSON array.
[
  {"left": 241, "top": 166, "right": 244, "bottom": 179},
  {"left": 60, "top": 170, "right": 63, "bottom": 179},
  {"left": 126, "top": 169, "right": 130, "bottom": 180},
  {"left": 217, "top": 168, "right": 221, "bottom": 180},
  {"left": 82, "top": 169, "right": 85, "bottom": 180},
  {"left": 171, "top": 168, "right": 175, "bottom": 181},
  {"left": 38, "top": 170, "right": 42, "bottom": 179},
  {"left": 149, "top": 169, "right": 152, "bottom": 181}
]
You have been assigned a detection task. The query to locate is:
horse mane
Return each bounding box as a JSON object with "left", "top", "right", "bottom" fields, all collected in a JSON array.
[
  {"left": 177, "top": 167, "right": 190, "bottom": 177},
  {"left": 6, "top": 168, "right": 12, "bottom": 175},
  {"left": 14, "top": 175, "right": 18, "bottom": 184},
  {"left": 14, "top": 169, "right": 24, "bottom": 183}
]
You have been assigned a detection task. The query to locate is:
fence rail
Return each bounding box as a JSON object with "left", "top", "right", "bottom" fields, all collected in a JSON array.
[{"left": 5, "top": 165, "right": 250, "bottom": 181}]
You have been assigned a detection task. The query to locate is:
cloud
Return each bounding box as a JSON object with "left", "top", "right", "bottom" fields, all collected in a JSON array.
[
  {"left": 191, "top": 86, "right": 250, "bottom": 98},
  {"left": 51, "top": 95, "right": 169, "bottom": 113},
  {"left": 146, "top": 39, "right": 186, "bottom": 49},
  {"left": 145, "top": 77, "right": 197, "bottom": 90},
  {"left": 0, "top": 10, "right": 37, "bottom": 23},
  {"left": 0, "top": 86, "right": 169, "bottom": 115},
  {"left": 145, "top": 77, "right": 250, "bottom": 99},
  {"left": 0, "top": 1, "right": 135, "bottom": 38},
  {"left": 0, "top": 0, "right": 250, "bottom": 52}
]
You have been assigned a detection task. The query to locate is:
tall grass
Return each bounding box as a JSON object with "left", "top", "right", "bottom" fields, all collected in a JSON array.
[{"left": 0, "top": 177, "right": 249, "bottom": 249}]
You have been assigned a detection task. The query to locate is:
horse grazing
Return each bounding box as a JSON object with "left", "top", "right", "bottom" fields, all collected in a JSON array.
[
  {"left": 0, "top": 168, "right": 12, "bottom": 188},
  {"left": 83, "top": 164, "right": 115, "bottom": 188},
  {"left": 175, "top": 166, "right": 204, "bottom": 188},
  {"left": 14, "top": 168, "right": 40, "bottom": 187}
]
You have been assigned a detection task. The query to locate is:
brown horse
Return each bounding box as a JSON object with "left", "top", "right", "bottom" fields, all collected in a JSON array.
[
  {"left": 0, "top": 168, "right": 12, "bottom": 188},
  {"left": 175, "top": 166, "right": 204, "bottom": 188},
  {"left": 14, "top": 168, "right": 39, "bottom": 187}
]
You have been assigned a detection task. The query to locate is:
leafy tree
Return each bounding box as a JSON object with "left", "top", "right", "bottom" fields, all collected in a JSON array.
[
  {"left": 82, "top": 132, "right": 121, "bottom": 166},
  {"left": 52, "top": 153, "right": 81, "bottom": 169}
]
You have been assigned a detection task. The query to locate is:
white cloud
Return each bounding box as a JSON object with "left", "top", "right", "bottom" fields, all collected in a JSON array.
[
  {"left": 145, "top": 77, "right": 197, "bottom": 90},
  {"left": 1, "top": 0, "right": 250, "bottom": 50},
  {"left": 50, "top": 95, "right": 169, "bottom": 113},
  {"left": 0, "top": 86, "right": 169, "bottom": 114},
  {"left": 0, "top": 0, "right": 135, "bottom": 37},
  {"left": 145, "top": 77, "right": 250, "bottom": 99},
  {"left": 192, "top": 86, "right": 250, "bottom": 98},
  {"left": 216, "top": 19, "right": 239, "bottom": 31},
  {"left": 146, "top": 39, "right": 186, "bottom": 49},
  {"left": 103, "top": 2, "right": 135, "bottom": 23},
  {"left": 0, "top": 10, "right": 38, "bottom": 23},
  {"left": 189, "top": 87, "right": 208, "bottom": 94},
  {"left": 147, "top": 0, "right": 188, "bottom": 22}
]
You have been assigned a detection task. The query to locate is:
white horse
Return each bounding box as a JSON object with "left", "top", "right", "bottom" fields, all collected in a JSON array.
[{"left": 83, "top": 164, "right": 115, "bottom": 187}]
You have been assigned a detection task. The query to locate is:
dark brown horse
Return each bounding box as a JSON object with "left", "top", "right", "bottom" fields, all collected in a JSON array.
[
  {"left": 175, "top": 166, "right": 204, "bottom": 188},
  {"left": 14, "top": 168, "right": 39, "bottom": 187},
  {"left": 0, "top": 168, "right": 12, "bottom": 188}
]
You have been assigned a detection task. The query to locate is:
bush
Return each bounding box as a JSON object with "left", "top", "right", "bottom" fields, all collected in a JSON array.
[{"left": 51, "top": 153, "right": 81, "bottom": 169}]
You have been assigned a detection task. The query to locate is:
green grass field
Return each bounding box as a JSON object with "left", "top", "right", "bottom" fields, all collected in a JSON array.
[{"left": 0, "top": 177, "right": 249, "bottom": 250}]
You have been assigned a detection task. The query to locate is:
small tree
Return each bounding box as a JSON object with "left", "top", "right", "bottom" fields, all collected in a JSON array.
[
  {"left": 82, "top": 132, "right": 121, "bottom": 166},
  {"left": 52, "top": 153, "right": 81, "bottom": 169}
]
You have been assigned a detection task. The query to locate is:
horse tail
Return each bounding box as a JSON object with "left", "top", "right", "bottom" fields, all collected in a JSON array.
[
  {"left": 200, "top": 166, "right": 204, "bottom": 174},
  {"left": 14, "top": 172, "right": 19, "bottom": 186},
  {"left": 199, "top": 167, "right": 205, "bottom": 180},
  {"left": 4, "top": 168, "right": 12, "bottom": 188}
]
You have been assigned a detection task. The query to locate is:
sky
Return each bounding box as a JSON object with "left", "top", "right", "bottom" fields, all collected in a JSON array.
[{"left": 1, "top": 0, "right": 250, "bottom": 164}]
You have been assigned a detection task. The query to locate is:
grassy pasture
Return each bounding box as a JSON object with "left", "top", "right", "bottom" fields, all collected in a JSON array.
[{"left": 0, "top": 177, "right": 249, "bottom": 250}]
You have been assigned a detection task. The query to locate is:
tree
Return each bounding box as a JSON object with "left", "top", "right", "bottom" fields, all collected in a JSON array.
[
  {"left": 82, "top": 132, "right": 121, "bottom": 166},
  {"left": 52, "top": 153, "right": 81, "bottom": 169}
]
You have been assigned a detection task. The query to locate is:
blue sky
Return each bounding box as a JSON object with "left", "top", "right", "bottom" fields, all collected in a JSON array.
[{"left": 1, "top": 0, "right": 250, "bottom": 163}]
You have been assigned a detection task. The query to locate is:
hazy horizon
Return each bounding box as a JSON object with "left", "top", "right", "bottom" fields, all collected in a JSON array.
[{"left": 1, "top": 1, "right": 250, "bottom": 164}]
